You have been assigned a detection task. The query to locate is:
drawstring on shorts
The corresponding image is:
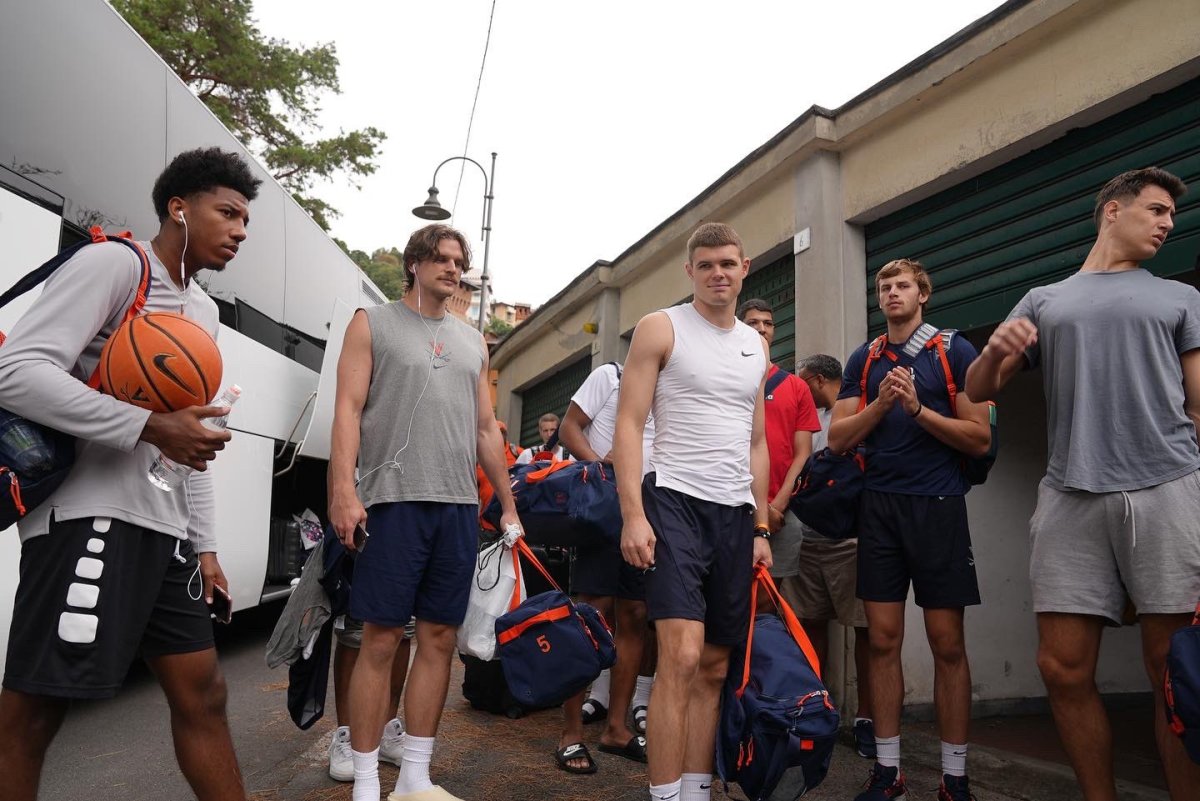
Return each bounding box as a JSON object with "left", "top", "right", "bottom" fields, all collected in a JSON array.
[{"left": 1121, "top": 491, "right": 1137, "bottom": 550}]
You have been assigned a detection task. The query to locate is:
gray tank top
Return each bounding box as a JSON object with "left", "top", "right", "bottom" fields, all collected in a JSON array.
[{"left": 356, "top": 301, "right": 484, "bottom": 506}]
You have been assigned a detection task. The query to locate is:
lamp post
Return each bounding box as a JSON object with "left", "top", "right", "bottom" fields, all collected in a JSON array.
[{"left": 412, "top": 152, "right": 496, "bottom": 333}]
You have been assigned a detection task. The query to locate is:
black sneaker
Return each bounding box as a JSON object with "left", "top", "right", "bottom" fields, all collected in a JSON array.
[
  {"left": 937, "top": 774, "right": 976, "bottom": 801},
  {"left": 853, "top": 763, "right": 907, "bottom": 801},
  {"left": 853, "top": 719, "right": 877, "bottom": 759}
]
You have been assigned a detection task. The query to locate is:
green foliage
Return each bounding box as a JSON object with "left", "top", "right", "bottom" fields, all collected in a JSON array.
[
  {"left": 348, "top": 247, "right": 406, "bottom": 300},
  {"left": 485, "top": 317, "right": 514, "bottom": 337},
  {"left": 113, "top": 0, "right": 384, "bottom": 229}
]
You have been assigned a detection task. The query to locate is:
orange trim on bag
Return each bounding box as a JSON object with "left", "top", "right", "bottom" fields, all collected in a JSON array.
[
  {"left": 496, "top": 604, "right": 571, "bottom": 645},
  {"left": 525, "top": 459, "right": 575, "bottom": 483},
  {"left": 516, "top": 538, "right": 564, "bottom": 593},
  {"left": 738, "top": 565, "right": 823, "bottom": 699},
  {"left": 1, "top": 468, "right": 25, "bottom": 517}
]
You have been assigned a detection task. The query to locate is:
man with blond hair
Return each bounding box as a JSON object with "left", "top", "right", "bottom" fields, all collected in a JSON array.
[
  {"left": 966, "top": 167, "right": 1200, "bottom": 801},
  {"left": 615, "top": 222, "right": 772, "bottom": 801},
  {"left": 829, "top": 259, "right": 991, "bottom": 801}
]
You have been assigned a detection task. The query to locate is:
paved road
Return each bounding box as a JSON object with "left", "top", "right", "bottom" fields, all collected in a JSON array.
[{"left": 37, "top": 603, "right": 1033, "bottom": 801}]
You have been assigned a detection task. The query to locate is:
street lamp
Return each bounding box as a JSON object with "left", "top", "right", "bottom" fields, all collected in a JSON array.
[{"left": 412, "top": 152, "right": 496, "bottom": 333}]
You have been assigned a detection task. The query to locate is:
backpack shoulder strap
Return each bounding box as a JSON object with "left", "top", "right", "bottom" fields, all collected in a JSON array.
[
  {"left": 764, "top": 366, "right": 789, "bottom": 400},
  {"left": 925, "top": 329, "right": 958, "bottom": 417},
  {"left": 0, "top": 228, "right": 150, "bottom": 316},
  {"left": 857, "top": 335, "right": 889, "bottom": 413}
]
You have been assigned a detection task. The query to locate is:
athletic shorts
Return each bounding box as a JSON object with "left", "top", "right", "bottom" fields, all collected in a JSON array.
[
  {"left": 856, "top": 489, "right": 980, "bottom": 609},
  {"left": 349, "top": 501, "right": 478, "bottom": 628},
  {"left": 641, "top": 474, "right": 755, "bottom": 646},
  {"left": 571, "top": 540, "right": 646, "bottom": 601},
  {"left": 783, "top": 536, "right": 867, "bottom": 628},
  {"left": 767, "top": 511, "right": 804, "bottom": 579},
  {"left": 1029, "top": 471, "right": 1200, "bottom": 624},
  {"left": 3, "top": 516, "right": 214, "bottom": 700}
]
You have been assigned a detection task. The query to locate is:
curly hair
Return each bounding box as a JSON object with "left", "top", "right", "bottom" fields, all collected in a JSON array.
[
  {"left": 402, "top": 224, "right": 472, "bottom": 285},
  {"left": 151, "top": 147, "right": 262, "bottom": 220}
]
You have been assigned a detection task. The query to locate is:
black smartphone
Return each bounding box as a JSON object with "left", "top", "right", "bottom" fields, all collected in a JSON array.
[
  {"left": 208, "top": 585, "right": 233, "bottom": 624},
  {"left": 353, "top": 523, "right": 370, "bottom": 552}
]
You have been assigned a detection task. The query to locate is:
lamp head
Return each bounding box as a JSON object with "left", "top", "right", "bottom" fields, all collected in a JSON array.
[{"left": 412, "top": 186, "right": 451, "bottom": 220}]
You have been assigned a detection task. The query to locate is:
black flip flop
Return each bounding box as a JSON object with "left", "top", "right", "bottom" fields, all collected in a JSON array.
[
  {"left": 632, "top": 704, "right": 648, "bottom": 735},
  {"left": 555, "top": 742, "right": 598, "bottom": 774},
  {"left": 581, "top": 698, "right": 608, "bottom": 724},
  {"left": 598, "top": 735, "right": 648, "bottom": 764}
]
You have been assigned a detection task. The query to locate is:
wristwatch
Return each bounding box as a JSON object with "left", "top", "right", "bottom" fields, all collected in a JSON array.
[{"left": 754, "top": 523, "right": 772, "bottom": 540}]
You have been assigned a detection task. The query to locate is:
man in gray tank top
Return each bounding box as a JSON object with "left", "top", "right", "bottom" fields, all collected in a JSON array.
[
  {"left": 614, "top": 222, "right": 772, "bottom": 801},
  {"left": 327, "top": 224, "right": 522, "bottom": 801},
  {"left": 966, "top": 168, "right": 1200, "bottom": 800}
]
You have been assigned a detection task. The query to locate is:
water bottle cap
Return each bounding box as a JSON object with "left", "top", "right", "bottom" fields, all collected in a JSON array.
[{"left": 227, "top": 384, "right": 242, "bottom": 397}]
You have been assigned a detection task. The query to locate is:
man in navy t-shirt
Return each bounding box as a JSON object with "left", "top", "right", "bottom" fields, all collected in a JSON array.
[{"left": 829, "top": 259, "right": 992, "bottom": 801}]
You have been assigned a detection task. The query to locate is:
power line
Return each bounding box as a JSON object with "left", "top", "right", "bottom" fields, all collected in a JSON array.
[{"left": 451, "top": 0, "right": 497, "bottom": 220}]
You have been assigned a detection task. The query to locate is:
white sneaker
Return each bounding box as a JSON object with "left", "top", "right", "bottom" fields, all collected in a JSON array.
[
  {"left": 328, "top": 725, "right": 354, "bottom": 782},
  {"left": 380, "top": 718, "right": 405, "bottom": 767}
]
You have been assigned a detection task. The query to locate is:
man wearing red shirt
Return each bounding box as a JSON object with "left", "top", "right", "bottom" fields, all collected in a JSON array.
[{"left": 738, "top": 299, "right": 820, "bottom": 602}]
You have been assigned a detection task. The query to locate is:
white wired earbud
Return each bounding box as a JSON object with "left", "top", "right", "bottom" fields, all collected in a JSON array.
[
  {"left": 356, "top": 259, "right": 446, "bottom": 487},
  {"left": 177, "top": 210, "right": 188, "bottom": 279}
]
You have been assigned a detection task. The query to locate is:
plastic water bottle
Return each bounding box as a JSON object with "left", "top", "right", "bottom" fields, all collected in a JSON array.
[{"left": 147, "top": 385, "right": 242, "bottom": 491}]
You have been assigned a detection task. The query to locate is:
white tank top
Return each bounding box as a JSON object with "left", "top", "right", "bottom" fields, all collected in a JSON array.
[{"left": 649, "top": 303, "right": 767, "bottom": 507}]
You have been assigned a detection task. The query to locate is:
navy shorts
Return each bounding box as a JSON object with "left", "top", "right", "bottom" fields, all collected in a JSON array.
[
  {"left": 856, "top": 489, "right": 981, "bottom": 608},
  {"left": 3, "top": 516, "right": 214, "bottom": 700},
  {"left": 349, "top": 501, "right": 478, "bottom": 628},
  {"left": 571, "top": 540, "right": 646, "bottom": 601},
  {"left": 641, "top": 474, "right": 754, "bottom": 645}
]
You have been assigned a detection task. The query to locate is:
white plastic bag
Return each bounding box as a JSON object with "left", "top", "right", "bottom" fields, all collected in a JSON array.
[{"left": 457, "top": 540, "right": 525, "bottom": 661}]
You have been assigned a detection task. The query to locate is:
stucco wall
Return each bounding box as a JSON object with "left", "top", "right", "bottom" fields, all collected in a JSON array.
[{"left": 839, "top": 0, "right": 1200, "bottom": 221}]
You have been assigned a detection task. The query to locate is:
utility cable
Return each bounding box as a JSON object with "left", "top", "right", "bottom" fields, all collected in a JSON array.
[{"left": 450, "top": 0, "right": 498, "bottom": 220}]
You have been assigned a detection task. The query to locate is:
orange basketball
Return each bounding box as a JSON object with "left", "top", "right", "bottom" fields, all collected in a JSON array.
[{"left": 98, "top": 312, "right": 223, "bottom": 413}]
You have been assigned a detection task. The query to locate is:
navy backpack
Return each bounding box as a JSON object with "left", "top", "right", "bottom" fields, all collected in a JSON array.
[
  {"left": 0, "top": 230, "right": 151, "bottom": 529},
  {"left": 788, "top": 447, "right": 865, "bottom": 540},
  {"left": 717, "top": 566, "right": 840, "bottom": 800},
  {"left": 1165, "top": 600, "right": 1200, "bottom": 764},
  {"left": 495, "top": 539, "right": 615, "bottom": 708}
]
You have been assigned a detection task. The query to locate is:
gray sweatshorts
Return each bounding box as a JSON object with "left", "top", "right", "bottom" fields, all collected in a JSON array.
[{"left": 1029, "top": 470, "right": 1200, "bottom": 624}]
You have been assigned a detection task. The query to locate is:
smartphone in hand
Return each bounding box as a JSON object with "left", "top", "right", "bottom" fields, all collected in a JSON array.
[
  {"left": 353, "top": 523, "right": 370, "bottom": 552},
  {"left": 208, "top": 585, "right": 233, "bottom": 624}
]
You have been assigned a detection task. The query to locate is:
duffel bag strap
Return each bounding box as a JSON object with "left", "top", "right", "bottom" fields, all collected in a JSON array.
[
  {"left": 515, "top": 538, "right": 564, "bottom": 593},
  {"left": 496, "top": 604, "right": 571, "bottom": 645},
  {"left": 507, "top": 544, "right": 523, "bottom": 611},
  {"left": 525, "top": 460, "right": 575, "bottom": 483},
  {"left": 738, "top": 566, "right": 822, "bottom": 699}
]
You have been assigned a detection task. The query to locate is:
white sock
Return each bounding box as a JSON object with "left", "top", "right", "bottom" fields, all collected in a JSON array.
[
  {"left": 351, "top": 748, "right": 379, "bottom": 801},
  {"left": 649, "top": 777, "right": 682, "bottom": 801},
  {"left": 587, "top": 669, "right": 611, "bottom": 707},
  {"left": 876, "top": 735, "right": 900, "bottom": 769},
  {"left": 634, "top": 674, "right": 654, "bottom": 709},
  {"left": 941, "top": 741, "right": 967, "bottom": 777},
  {"left": 681, "top": 772, "right": 713, "bottom": 801},
  {"left": 394, "top": 734, "right": 435, "bottom": 795}
]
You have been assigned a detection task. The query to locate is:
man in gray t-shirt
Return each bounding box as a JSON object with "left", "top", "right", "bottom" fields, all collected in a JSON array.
[{"left": 966, "top": 167, "right": 1200, "bottom": 799}]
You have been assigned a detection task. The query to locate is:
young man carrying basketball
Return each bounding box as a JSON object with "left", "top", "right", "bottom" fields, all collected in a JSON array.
[
  {"left": 0, "top": 147, "right": 261, "bottom": 801},
  {"left": 829, "top": 259, "right": 991, "bottom": 801},
  {"left": 965, "top": 167, "right": 1200, "bottom": 801},
  {"left": 328, "top": 223, "right": 521, "bottom": 801},
  {"left": 614, "top": 222, "right": 772, "bottom": 801}
]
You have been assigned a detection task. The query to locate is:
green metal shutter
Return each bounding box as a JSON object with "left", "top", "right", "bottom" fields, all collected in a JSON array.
[
  {"left": 865, "top": 77, "right": 1200, "bottom": 336},
  {"left": 739, "top": 253, "right": 797, "bottom": 371},
  {"left": 518, "top": 355, "right": 592, "bottom": 449}
]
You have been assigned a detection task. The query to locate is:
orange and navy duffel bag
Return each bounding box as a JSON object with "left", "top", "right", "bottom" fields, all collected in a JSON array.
[
  {"left": 495, "top": 539, "right": 615, "bottom": 708},
  {"left": 1165, "top": 599, "right": 1200, "bottom": 764}
]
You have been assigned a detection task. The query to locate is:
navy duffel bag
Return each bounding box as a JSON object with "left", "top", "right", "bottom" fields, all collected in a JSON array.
[
  {"left": 1165, "top": 599, "right": 1200, "bottom": 764},
  {"left": 482, "top": 459, "right": 621, "bottom": 548},
  {"left": 495, "top": 539, "right": 615, "bottom": 708}
]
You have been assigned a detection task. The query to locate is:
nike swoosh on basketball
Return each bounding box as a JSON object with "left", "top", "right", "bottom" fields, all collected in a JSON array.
[{"left": 153, "top": 352, "right": 197, "bottom": 394}]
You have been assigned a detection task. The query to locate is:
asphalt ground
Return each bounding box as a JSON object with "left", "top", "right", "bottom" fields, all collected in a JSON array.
[{"left": 36, "top": 602, "right": 1046, "bottom": 801}]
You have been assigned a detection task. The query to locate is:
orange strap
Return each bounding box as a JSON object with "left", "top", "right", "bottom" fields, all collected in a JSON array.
[
  {"left": 515, "top": 538, "right": 564, "bottom": 593},
  {"left": 506, "top": 545, "right": 524, "bottom": 611},
  {"left": 927, "top": 333, "right": 957, "bottom": 417},
  {"left": 738, "top": 565, "right": 822, "bottom": 698},
  {"left": 0, "top": 468, "right": 25, "bottom": 517},
  {"left": 856, "top": 334, "right": 889, "bottom": 413},
  {"left": 525, "top": 459, "right": 575, "bottom": 483},
  {"left": 85, "top": 230, "right": 153, "bottom": 390},
  {"left": 495, "top": 604, "right": 570, "bottom": 645}
]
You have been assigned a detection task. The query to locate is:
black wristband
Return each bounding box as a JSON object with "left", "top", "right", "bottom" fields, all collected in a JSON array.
[
  {"left": 754, "top": 524, "right": 772, "bottom": 540},
  {"left": 909, "top": 401, "right": 923, "bottom": 418}
]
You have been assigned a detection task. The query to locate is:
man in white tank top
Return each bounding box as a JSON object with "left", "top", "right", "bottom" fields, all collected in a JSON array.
[{"left": 613, "top": 222, "right": 772, "bottom": 801}]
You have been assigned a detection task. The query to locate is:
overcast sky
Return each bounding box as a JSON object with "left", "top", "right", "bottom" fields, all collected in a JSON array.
[{"left": 251, "top": 0, "right": 1006, "bottom": 307}]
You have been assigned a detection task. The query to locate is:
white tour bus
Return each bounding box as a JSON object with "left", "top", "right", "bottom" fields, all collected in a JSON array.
[{"left": 0, "top": 1, "right": 380, "bottom": 668}]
